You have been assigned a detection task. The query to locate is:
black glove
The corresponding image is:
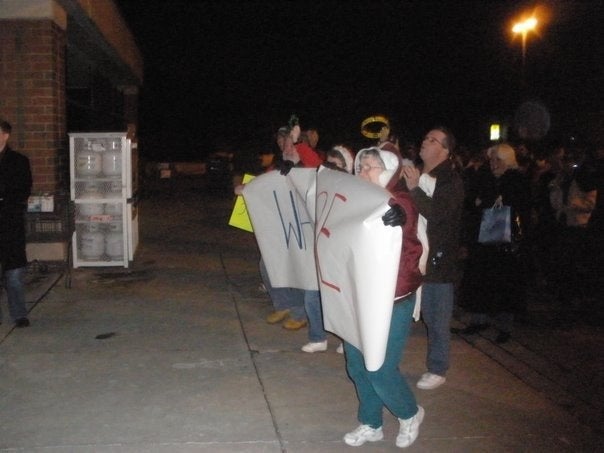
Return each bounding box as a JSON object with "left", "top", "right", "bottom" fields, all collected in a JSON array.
[
  {"left": 278, "top": 160, "right": 295, "bottom": 175},
  {"left": 382, "top": 203, "right": 406, "bottom": 227}
]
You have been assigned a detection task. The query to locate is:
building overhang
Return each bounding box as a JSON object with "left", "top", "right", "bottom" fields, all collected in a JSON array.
[{"left": 0, "top": 0, "right": 143, "bottom": 87}]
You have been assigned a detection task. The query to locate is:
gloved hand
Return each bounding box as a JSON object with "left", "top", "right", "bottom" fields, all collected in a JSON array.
[
  {"left": 278, "top": 160, "right": 295, "bottom": 175},
  {"left": 382, "top": 203, "right": 406, "bottom": 227}
]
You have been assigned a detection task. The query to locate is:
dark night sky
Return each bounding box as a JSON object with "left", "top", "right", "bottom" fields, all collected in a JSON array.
[{"left": 115, "top": 0, "right": 603, "bottom": 161}]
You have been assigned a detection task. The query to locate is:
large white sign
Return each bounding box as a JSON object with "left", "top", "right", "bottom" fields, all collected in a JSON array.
[
  {"left": 243, "top": 167, "right": 402, "bottom": 371},
  {"left": 315, "top": 168, "right": 401, "bottom": 371}
]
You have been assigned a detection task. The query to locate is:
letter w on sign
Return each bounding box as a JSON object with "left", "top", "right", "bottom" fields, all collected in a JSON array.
[{"left": 243, "top": 168, "right": 319, "bottom": 290}]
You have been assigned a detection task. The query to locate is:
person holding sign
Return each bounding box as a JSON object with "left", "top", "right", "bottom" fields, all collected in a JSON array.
[
  {"left": 342, "top": 147, "right": 425, "bottom": 448},
  {"left": 314, "top": 145, "right": 355, "bottom": 355},
  {"left": 268, "top": 119, "right": 324, "bottom": 333},
  {"left": 238, "top": 118, "right": 324, "bottom": 332}
]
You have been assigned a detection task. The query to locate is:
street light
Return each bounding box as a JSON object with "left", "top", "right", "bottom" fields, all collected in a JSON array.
[{"left": 512, "top": 17, "right": 538, "bottom": 68}]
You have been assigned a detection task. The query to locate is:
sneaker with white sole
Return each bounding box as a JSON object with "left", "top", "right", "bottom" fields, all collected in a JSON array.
[
  {"left": 396, "top": 406, "right": 424, "bottom": 448},
  {"left": 416, "top": 372, "right": 446, "bottom": 390},
  {"left": 336, "top": 342, "right": 344, "bottom": 354},
  {"left": 301, "top": 340, "right": 328, "bottom": 353},
  {"left": 343, "top": 424, "right": 384, "bottom": 446}
]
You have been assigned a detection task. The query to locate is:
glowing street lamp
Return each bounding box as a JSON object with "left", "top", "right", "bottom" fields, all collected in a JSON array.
[{"left": 512, "top": 17, "right": 538, "bottom": 68}]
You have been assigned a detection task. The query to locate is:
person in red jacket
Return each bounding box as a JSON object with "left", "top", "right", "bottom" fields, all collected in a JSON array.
[
  {"left": 276, "top": 123, "right": 323, "bottom": 173},
  {"left": 342, "top": 146, "right": 425, "bottom": 448}
]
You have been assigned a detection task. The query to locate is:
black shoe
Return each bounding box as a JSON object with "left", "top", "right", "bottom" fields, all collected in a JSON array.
[
  {"left": 452, "top": 323, "right": 489, "bottom": 335},
  {"left": 495, "top": 332, "right": 511, "bottom": 344},
  {"left": 15, "top": 318, "right": 30, "bottom": 328}
]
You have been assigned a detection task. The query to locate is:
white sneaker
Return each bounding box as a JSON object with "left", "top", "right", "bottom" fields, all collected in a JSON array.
[
  {"left": 336, "top": 342, "right": 344, "bottom": 354},
  {"left": 301, "top": 340, "right": 328, "bottom": 353},
  {"left": 416, "top": 372, "right": 446, "bottom": 390},
  {"left": 396, "top": 406, "right": 425, "bottom": 448},
  {"left": 343, "top": 424, "right": 383, "bottom": 446}
]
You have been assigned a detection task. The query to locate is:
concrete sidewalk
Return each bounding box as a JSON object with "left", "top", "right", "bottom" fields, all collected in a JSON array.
[{"left": 1, "top": 190, "right": 601, "bottom": 451}]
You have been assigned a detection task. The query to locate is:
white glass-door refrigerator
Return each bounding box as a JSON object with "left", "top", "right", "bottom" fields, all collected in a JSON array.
[{"left": 69, "top": 132, "right": 139, "bottom": 268}]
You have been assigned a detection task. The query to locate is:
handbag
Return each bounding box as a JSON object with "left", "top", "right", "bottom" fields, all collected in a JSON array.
[{"left": 478, "top": 196, "right": 512, "bottom": 244}]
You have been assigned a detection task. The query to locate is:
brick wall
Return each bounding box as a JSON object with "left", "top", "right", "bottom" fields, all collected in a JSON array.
[{"left": 0, "top": 20, "right": 67, "bottom": 193}]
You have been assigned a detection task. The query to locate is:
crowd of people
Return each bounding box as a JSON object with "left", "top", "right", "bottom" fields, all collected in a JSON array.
[
  {"left": 237, "top": 114, "right": 602, "bottom": 448},
  {"left": 455, "top": 135, "right": 602, "bottom": 338}
]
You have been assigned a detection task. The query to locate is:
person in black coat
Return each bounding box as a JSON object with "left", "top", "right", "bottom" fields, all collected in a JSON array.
[
  {"left": 0, "top": 120, "right": 33, "bottom": 327},
  {"left": 456, "top": 143, "right": 531, "bottom": 343}
]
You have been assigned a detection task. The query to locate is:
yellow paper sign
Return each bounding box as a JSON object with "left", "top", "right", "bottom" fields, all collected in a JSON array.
[{"left": 228, "top": 173, "right": 255, "bottom": 232}]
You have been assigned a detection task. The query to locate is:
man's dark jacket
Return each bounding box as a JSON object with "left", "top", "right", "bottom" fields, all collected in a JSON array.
[
  {"left": 0, "top": 146, "right": 32, "bottom": 270},
  {"left": 409, "top": 159, "right": 464, "bottom": 283}
]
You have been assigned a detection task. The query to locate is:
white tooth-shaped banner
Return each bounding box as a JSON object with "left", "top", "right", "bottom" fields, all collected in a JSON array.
[
  {"left": 243, "top": 167, "right": 402, "bottom": 371},
  {"left": 315, "top": 167, "right": 401, "bottom": 371}
]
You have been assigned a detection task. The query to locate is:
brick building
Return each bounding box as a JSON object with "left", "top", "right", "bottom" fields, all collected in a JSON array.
[{"left": 0, "top": 0, "right": 142, "bottom": 260}]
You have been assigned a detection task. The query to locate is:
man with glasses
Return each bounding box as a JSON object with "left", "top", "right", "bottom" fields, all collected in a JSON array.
[
  {"left": 402, "top": 127, "right": 464, "bottom": 390},
  {"left": 0, "top": 119, "right": 33, "bottom": 328}
]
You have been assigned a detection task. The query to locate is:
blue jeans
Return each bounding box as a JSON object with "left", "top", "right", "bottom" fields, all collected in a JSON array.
[
  {"left": 344, "top": 295, "right": 418, "bottom": 428},
  {"left": 304, "top": 289, "right": 326, "bottom": 342},
  {"left": 1, "top": 266, "right": 28, "bottom": 323},
  {"left": 420, "top": 282, "right": 454, "bottom": 376},
  {"left": 259, "top": 258, "right": 306, "bottom": 321}
]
